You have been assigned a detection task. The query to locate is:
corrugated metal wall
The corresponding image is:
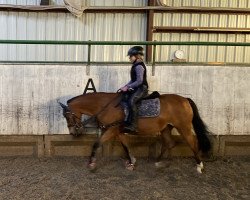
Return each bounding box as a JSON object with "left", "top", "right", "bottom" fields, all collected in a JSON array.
[
  {"left": 1, "top": 12, "right": 249, "bottom": 63},
  {"left": 158, "top": 1, "right": 250, "bottom": 63},
  {"left": 162, "top": 0, "right": 250, "bottom": 8},
  {"left": 0, "top": 1, "right": 147, "bottom": 62},
  {"left": 0, "top": 64, "right": 249, "bottom": 135},
  {"left": 0, "top": 0, "right": 39, "bottom": 5},
  {"left": 0, "top": 0, "right": 249, "bottom": 63},
  {"left": 154, "top": 13, "right": 250, "bottom": 63},
  {"left": 0, "top": 12, "right": 146, "bottom": 62}
]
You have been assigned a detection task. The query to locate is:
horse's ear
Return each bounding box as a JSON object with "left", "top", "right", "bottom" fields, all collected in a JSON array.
[{"left": 58, "top": 102, "right": 68, "bottom": 110}]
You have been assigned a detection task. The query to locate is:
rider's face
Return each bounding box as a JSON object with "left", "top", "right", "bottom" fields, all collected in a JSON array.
[{"left": 129, "top": 55, "right": 136, "bottom": 63}]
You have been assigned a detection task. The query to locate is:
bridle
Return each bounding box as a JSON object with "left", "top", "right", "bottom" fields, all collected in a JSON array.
[
  {"left": 63, "top": 110, "right": 85, "bottom": 135},
  {"left": 60, "top": 93, "right": 123, "bottom": 136}
]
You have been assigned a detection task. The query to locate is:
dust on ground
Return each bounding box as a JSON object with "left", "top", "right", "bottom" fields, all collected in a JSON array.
[{"left": 0, "top": 156, "right": 249, "bottom": 200}]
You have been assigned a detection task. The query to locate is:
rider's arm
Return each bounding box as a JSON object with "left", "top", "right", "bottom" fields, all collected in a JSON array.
[{"left": 125, "top": 80, "right": 132, "bottom": 86}]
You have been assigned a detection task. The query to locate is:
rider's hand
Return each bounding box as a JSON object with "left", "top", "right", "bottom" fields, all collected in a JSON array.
[{"left": 120, "top": 86, "right": 128, "bottom": 92}]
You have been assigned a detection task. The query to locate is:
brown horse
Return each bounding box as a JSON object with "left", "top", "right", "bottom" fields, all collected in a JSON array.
[{"left": 59, "top": 92, "right": 212, "bottom": 173}]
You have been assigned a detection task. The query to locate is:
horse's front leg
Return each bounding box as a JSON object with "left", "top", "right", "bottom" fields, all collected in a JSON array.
[{"left": 88, "top": 127, "right": 118, "bottom": 171}]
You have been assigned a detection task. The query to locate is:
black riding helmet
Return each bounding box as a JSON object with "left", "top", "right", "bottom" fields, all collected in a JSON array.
[{"left": 127, "top": 46, "right": 144, "bottom": 56}]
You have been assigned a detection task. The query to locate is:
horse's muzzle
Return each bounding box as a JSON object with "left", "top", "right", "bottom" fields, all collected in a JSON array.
[{"left": 69, "top": 126, "right": 85, "bottom": 137}]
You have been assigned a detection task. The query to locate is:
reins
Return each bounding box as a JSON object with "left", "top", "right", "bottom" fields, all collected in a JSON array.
[{"left": 68, "top": 93, "right": 123, "bottom": 130}]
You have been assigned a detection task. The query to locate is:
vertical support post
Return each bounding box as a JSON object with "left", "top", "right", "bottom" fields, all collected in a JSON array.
[
  {"left": 146, "top": 0, "right": 155, "bottom": 63},
  {"left": 86, "top": 40, "right": 91, "bottom": 75},
  {"left": 40, "top": 0, "right": 50, "bottom": 5},
  {"left": 152, "top": 41, "right": 156, "bottom": 76}
]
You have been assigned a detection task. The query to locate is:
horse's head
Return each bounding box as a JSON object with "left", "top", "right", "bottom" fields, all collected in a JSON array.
[{"left": 59, "top": 102, "right": 85, "bottom": 136}]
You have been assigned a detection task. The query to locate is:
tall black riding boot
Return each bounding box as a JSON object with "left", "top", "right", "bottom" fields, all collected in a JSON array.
[
  {"left": 124, "top": 105, "right": 138, "bottom": 133},
  {"left": 123, "top": 106, "right": 131, "bottom": 125}
]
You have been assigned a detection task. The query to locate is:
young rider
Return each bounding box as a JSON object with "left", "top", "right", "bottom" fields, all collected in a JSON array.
[{"left": 119, "top": 46, "right": 148, "bottom": 132}]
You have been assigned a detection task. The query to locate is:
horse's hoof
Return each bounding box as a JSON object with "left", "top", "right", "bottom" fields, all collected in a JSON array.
[
  {"left": 88, "top": 162, "right": 97, "bottom": 171},
  {"left": 126, "top": 163, "right": 135, "bottom": 171},
  {"left": 197, "top": 168, "right": 203, "bottom": 173},
  {"left": 124, "top": 160, "right": 135, "bottom": 171},
  {"left": 131, "top": 157, "right": 136, "bottom": 165},
  {"left": 196, "top": 162, "right": 204, "bottom": 174}
]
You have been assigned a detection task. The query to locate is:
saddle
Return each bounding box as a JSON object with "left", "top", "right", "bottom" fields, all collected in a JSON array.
[
  {"left": 142, "top": 91, "right": 160, "bottom": 100},
  {"left": 137, "top": 98, "right": 160, "bottom": 118},
  {"left": 121, "top": 91, "right": 161, "bottom": 118}
]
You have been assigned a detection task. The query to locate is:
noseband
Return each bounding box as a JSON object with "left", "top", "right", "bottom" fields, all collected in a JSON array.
[{"left": 63, "top": 110, "right": 84, "bottom": 135}]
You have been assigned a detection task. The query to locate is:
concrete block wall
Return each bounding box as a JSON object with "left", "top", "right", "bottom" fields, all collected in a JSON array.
[
  {"left": 0, "top": 64, "right": 249, "bottom": 136},
  {"left": 0, "top": 63, "right": 249, "bottom": 157}
]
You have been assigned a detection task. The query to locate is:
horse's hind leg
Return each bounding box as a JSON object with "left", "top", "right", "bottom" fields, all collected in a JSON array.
[
  {"left": 155, "top": 125, "right": 175, "bottom": 168},
  {"left": 176, "top": 125, "right": 204, "bottom": 173}
]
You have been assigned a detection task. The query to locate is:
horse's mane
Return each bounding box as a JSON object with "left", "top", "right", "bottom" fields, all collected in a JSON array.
[
  {"left": 67, "top": 95, "right": 83, "bottom": 104},
  {"left": 67, "top": 92, "right": 117, "bottom": 104}
]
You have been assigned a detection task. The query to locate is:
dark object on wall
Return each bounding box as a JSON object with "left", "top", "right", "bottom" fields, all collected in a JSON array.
[
  {"left": 40, "top": 0, "right": 50, "bottom": 5},
  {"left": 83, "top": 78, "right": 97, "bottom": 94}
]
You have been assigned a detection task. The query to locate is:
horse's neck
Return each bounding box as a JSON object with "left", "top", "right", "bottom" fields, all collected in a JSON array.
[{"left": 69, "top": 93, "right": 118, "bottom": 116}]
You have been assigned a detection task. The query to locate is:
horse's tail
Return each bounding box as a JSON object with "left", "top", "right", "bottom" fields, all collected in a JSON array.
[{"left": 187, "top": 98, "right": 211, "bottom": 153}]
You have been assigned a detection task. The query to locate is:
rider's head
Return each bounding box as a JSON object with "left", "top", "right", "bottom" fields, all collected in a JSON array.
[{"left": 127, "top": 46, "right": 144, "bottom": 63}]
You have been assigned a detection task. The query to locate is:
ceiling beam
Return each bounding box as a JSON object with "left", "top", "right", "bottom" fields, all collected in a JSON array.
[
  {"left": 0, "top": 5, "right": 249, "bottom": 14},
  {"left": 153, "top": 26, "right": 250, "bottom": 34}
]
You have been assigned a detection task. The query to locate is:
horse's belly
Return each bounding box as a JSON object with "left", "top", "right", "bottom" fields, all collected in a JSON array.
[{"left": 137, "top": 117, "right": 164, "bottom": 135}]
